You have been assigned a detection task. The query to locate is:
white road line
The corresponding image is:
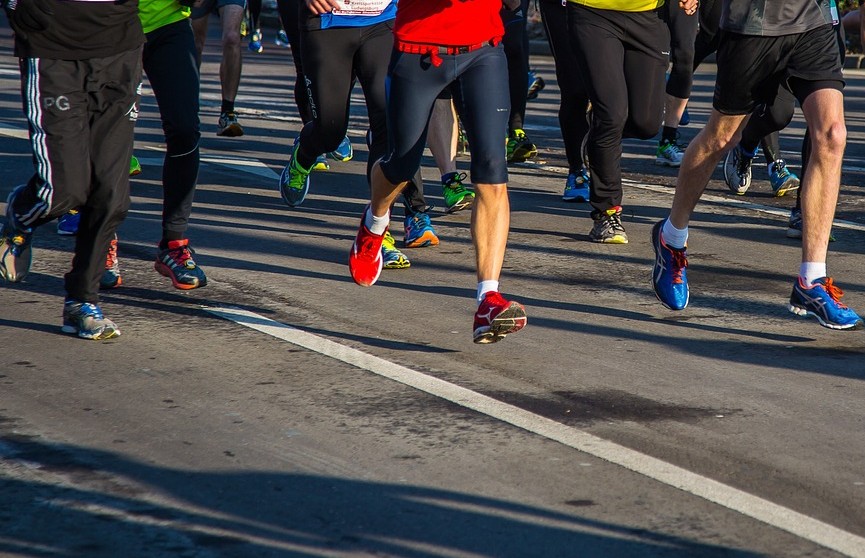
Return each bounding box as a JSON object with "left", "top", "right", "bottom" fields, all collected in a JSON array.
[
  {"left": 0, "top": 122, "right": 30, "bottom": 140},
  {"left": 204, "top": 305, "right": 865, "bottom": 558}
]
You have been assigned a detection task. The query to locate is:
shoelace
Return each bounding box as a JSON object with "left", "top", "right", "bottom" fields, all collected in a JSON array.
[
  {"left": 736, "top": 151, "right": 751, "bottom": 177},
  {"left": 608, "top": 212, "right": 625, "bottom": 233},
  {"left": 410, "top": 214, "right": 431, "bottom": 230},
  {"left": 670, "top": 249, "right": 688, "bottom": 284},
  {"left": 167, "top": 245, "right": 194, "bottom": 267},
  {"left": 106, "top": 240, "right": 119, "bottom": 269},
  {"left": 444, "top": 172, "right": 469, "bottom": 193},
  {"left": 773, "top": 161, "right": 790, "bottom": 179},
  {"left": 359, "top": 236, "right": 380, "bottom": 259},
  {"left": 821, "top": 278, "right": 848, "bottom": 307}
]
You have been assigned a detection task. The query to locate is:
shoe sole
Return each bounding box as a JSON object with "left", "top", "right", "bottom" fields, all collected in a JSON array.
[
  {"left": 217, "top": 124, "right": 244, "bottom": 137},
  {"left": 473, "top": 302, "right": 527, "bottom": 344},
  {"left": 57, "top": 229, "right": 77, "bottom": 236},
  {"left": 508, "top": 149, "right": 538, "bottom": 163},
  {"left": 328, "top": 150, "right": 353, "bottom": 162},
  {"left": 654, "top": 158, "right": 681, "bottom": 168},
  {"left": 788, "top": 304, "right": 864, "bottom": 330},
  {"left": 129, "top": 168, "right": 142, "bottom": 177},
  {"left": 383, "top": 260, "right": 411, "bottom": 270},
  {"left": 100, "top": 276, "right": 122, "bottom": 289},
  {"left": 445, "top": 198, "right": 473, "bottom": 214},
  {"left": 773, "top": 177, "right": 800, "bottom": 198},
  {"left": 590, "top": 235, "right": 628, "bottom": 244},
  {"left": 61, "top": 324, "right": 121, "bottom": 340},
  {"left": 562, "top": 196, "right": 589, "bottom": 203},
  {"left": 154, "top": 262, "right": 207, "bottom": 290},
  {"left": 404, "top": 232, "right": 439, "bottom": 249}
]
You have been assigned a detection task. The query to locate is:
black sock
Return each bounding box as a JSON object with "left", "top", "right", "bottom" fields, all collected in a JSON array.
[
  {"left": 661, "top": 126, "right": 678, "bottom": 143},
  {"left": 221, "top": 99, "right": 235, "bottom": 115}
]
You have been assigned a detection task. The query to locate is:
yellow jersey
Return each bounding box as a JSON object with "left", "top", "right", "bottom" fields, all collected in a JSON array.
[{"left": 568, "top": 0, "right": 664, "bottom": 12}]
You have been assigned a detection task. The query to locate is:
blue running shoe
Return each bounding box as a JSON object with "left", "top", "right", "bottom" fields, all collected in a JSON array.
[
  {"left": 329, "top": 135, "right": 353, "bottom": 162},
  {"left": 248, "top": 30, "right": 263, "bottom": 53},
  {"left": 0, "top": 217, "right": 33, "bottom": 283},
  {"left": 57, "top": 210, "right": 80, "bottom": 236},
  {"left": 312, "top": 154, "right": 329, "bottom": 171},
  {"left": 279, "top": 141, "right": 312, "bottom": 207},
  {"left": 403, "top": 212, "right": 439, "bottom": 248},
  {"left": 381, "top": 231, "right": 410, "bottom": 269},
  {"left": 275, "top": 29, "right": 290, "bottom": 47},
  {"left": 526, "top": 69, "right": 545, "bottom": 101},
  {"left": 562, "top": 168, "right": 590, "bottom": 202},
  {"left": 789, "top": 277, "right": 863, "bottom": 330},
  {"left": 62, "top": 299, "right": 120, "bottom": 340},
  {"left": 651, "top": 220, "right": 689, "bottom": 310},
  {"left": 768, "top": 159, "right": 800, "bottom": 197}
]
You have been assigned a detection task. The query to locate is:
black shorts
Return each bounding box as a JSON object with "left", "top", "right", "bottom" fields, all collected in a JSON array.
[
  {"left": 713, "top": 24, "right": 843, "bottom": 115},
  {"left": 381, "top": 44, "right": 510, "bottom": 185}
]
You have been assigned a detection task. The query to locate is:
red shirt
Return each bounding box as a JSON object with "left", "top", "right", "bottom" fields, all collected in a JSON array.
[{"left": 394, "top": 0, "right": 505, "bottom": 47}]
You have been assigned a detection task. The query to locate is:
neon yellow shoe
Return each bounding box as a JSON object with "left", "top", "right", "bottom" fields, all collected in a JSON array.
[{"left": 381, "top": 231, "right": 410, "bottom": 269}]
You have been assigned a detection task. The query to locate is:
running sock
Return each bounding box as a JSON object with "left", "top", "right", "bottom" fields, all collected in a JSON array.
[
  {"left": 799, "top": 262, "right": 827, "bottom": 287},
  {"left": 364, "top": 208, "right": 389, "bottom": 236},
  {"left": 221, "top": 99, "right": 235, "bottom": 114},
  {"left": 661, "top": 126, "right": 678, "bottom": 144},
  {"left": 477, "top": 280, "right": 499, "bottom": 305},
  {"left": 662, "top": 218, "right": 688, "bottom": 249}
]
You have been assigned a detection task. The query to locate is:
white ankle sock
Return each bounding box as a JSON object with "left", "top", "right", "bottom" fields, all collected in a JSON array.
[
  {"left": 477, "top": 280, "right": 499, "bottom": 305},
  {"left": 662, "top": 218, "right": 688, "bottom": 249},
  {"left": 364, "top": 208, "right": 390, "bottom": 236},
  {"left": 799, "top": 262, "right": 826, "bottom": 287}
]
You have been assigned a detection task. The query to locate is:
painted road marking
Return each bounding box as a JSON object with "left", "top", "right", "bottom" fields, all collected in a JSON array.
[{"left": 204, "top": 305, "right": 865, "bottom": 558}]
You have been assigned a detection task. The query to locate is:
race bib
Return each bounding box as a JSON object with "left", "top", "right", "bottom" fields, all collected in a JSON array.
[{"left": 333, "top": 0, "right": 391, "bottom": 16}]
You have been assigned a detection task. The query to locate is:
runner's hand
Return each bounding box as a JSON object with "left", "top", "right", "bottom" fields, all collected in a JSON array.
[
  {"left": 306, "top": 0, "right": 340, "bottom": 15},
  {"left": 679, "top": 0, "right": 698, "bottom": 16},
  {"left": 3, "top": 0, "right": 54, "bottom": 42}
]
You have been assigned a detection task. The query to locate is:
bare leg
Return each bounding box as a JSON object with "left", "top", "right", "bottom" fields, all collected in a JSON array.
[
  {"left": 799, "top": 88, "right": 846, "bottom": 265},
  {"left": 370, "top": 161, "right": 409, "bottom": 218},
  {"left": 472, "top": 183, "right": 509, "bottom": 282},
  {"left": 191, "top": 14, "right": 209, "bottom": 65},
  {"left": 218, "top": 4, "right": 244, "bottom": 103},
  {"left": 669, "top": 109, "right": 749, "bottom": 228},
  {"left": 427, "top": 98, "right": 458, "bottom": 176},
  {"left": 663, "top": 95, "right": 689, "bottom": 129}
]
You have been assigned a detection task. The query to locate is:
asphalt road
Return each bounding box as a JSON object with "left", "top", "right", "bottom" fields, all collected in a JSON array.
[{"left": 0, "top": 19, "right": 864, "bottom": 558}]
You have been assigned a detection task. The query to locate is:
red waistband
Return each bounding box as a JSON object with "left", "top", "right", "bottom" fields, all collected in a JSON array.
[{"left": 395, "top": 38, "right": 501, "bottom": 67}]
